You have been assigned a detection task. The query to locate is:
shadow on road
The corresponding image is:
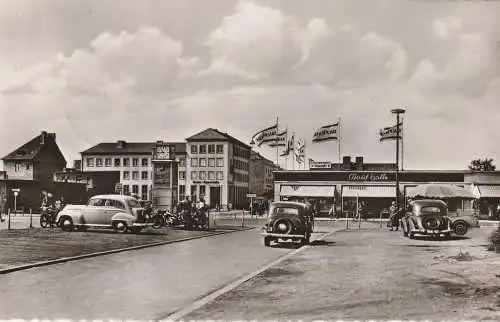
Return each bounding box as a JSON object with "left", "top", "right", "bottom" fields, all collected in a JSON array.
[
  {"left": 81, "top": 229, "right": 168, "bottom": 236},
  {"left": 269, "top": 242, "right": 302, "bottom": 249},
  {"left": 310, "top": 240, "right": 336, "bottom": 247},
  {"left": 412, "top": 235, "right": 470, "bottom": 241}
]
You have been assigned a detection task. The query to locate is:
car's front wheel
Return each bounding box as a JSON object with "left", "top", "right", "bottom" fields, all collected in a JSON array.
[
  {"left": 60, "top": 217, "right": 74, "bottom": 232},
  {"left": 453, "top": 221, "right": 469, "bottom": 236},
  {"left": 113, "top": 221, "right": 128, "bottom": 233}
]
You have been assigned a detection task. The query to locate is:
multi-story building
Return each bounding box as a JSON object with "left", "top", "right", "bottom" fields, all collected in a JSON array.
[
  {"left": 80, "top": 140, "right": 186, "bottom": 201},
  {"left": 2, "top": 131, "right": 66, "bottom": 181},
  {"left": 249, "top": 151, "right": 276, "bottom": 197},
  {"left": 185, "top": 128, "right": 251, "bottom": 209}
]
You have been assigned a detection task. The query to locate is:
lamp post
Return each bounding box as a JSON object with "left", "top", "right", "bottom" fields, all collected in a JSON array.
[{"left": 391, "top": 108, "right": 405, "bottom": 212}]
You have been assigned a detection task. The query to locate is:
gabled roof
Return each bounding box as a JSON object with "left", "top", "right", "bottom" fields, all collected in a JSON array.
[
  {"left": 186, "top": 128, "right": 251, "bottom": 149},
  {"left": 2, "top": 132, "right": 65, "bottom": 162},
  {"left": 81, "top": 142, "right": 186, "bottom": 155}
]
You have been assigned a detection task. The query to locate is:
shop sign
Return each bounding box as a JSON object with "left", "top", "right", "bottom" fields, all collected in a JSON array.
[
  {"left": 348, "top": 173, "right": 389, "bottom": 181},
  {"left": 193, "top": 180, "right": 220, "bottom": 185},
  {"left": 309, "top": 161, "right": 332, "bottom": 169},
  {"left": 153, "top": 144, "right": 176, "bottom": 161}
]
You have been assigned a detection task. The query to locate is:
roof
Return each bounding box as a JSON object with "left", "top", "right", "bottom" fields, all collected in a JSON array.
[
  {"left": 251, "top": 151, "right": 275, "bottom": 165},
  {"left": 186, "top": 128, "right": 252, "bottom": 149},
  {"left": 2, "top": 131, "right": 65, "bottom": 163},
  {"left": 81, "top": 142, "right": 186, "bottom": 155},
  {"left": 89, "top": 194, "right": 137, "bottom": 201}
]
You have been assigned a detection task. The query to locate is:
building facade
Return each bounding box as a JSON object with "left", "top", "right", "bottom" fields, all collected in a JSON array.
[
  {"left": 185, "top": 128, "right": 251, "bottom": 209},
  {"left": 249, "top": 151, "right": 276, "bottom": 197},
  {"left": 275, "top": 156, "right": 500, "bottom": 217},
  {"left": 80, "top": 140, "right": 186, "bottom": 201}
]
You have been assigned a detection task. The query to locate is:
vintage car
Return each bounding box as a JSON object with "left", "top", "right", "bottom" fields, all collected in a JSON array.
[
  {"left": 56, "top": 194, "right": 153, "bottom": 233},
  {"left": 401, "top": 199, "right": 453, "bottom": 239},
  {"left": 261, "top": 201, "right": 313, "bottom": 247},
  {"left": 448, "top": 212, "right": 480, "bottom": 236}
]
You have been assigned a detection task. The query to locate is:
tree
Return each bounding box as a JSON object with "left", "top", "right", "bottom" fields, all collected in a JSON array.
[{"left": 468, "top": 158, "right": 497, "bottom": 171}]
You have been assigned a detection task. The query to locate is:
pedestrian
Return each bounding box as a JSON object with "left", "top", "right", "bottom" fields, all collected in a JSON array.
[
  {"left": 0, "top": 194, "right": 5, "bottom": 222},
  {"left": 328, "top": 204, "right": 336, "bottom": 221}
]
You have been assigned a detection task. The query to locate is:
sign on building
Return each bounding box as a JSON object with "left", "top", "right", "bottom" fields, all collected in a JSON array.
[
  {"left": 154, "top": 164, "right": 171, "bottom": 185},
  {"left": 153, "top": 144, "right": 176, "bottom": 161},
  {"left": 309, "top": 160, "right": 332, "bottom": 169}
]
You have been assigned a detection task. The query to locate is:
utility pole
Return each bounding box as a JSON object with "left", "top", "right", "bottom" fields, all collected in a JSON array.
[{"left": 391, "top": 108, "right": 405, "bottom": 212}]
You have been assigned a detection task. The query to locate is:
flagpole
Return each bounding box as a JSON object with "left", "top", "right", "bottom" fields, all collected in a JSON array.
[
  {"left": 338, "top": 117, "right": 341, "bottom": 165},
  {"left": 401, "top": 116, "right": 405, "bottom": 171},
  {"left": 292, "top": 132, "right": 295, "bottom": 171},
  {"left": 276, "top": 117, "right": 279, "bottom": 168}
]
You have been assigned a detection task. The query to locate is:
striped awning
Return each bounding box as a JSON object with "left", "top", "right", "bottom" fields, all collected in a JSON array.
[
  {"left": 280, "top": 185, "right": 335, "bottom": 197},
  {"left": 477, "top": 185, "right": 500, "bottom": 198},
  {"left": 342, "top": 185, "right": 396, "bottom": 198}
]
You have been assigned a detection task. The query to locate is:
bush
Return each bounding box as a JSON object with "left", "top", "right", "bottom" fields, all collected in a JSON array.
[{"left": 487, "top": 227, "right": 500, "bottom": 252}]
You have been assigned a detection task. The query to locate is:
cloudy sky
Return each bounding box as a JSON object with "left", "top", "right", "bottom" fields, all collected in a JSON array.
[{"left": 1, "top": 0, "right": 499, "bottom": 170}]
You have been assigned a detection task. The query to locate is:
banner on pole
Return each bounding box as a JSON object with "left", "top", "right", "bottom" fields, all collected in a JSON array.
[
  {"left": 250, "top": 123, "right": 278, "bottom": 147},
  {"left": 269, "top": 129, "right": 287, "bottom": 147},
  {"left": 379, "top": 122, "right": 403, "bottom": 142},
  {"left": 312, "top": 123, "right": 339, "bottom": 143}
]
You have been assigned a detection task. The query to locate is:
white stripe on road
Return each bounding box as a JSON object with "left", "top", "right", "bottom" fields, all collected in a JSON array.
[{"left": 161, "top": 229, "right": 338, "bottom": 321}]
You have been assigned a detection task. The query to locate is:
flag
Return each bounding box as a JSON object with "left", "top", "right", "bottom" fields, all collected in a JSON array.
[
  {"left": 280, "top": 133, "right": 294, "bottom": 156},
  {"left": 295, "top": 139, "right": 305, "bottom": 164},
  {"left": 379, "top": 122, "right": 403, "bottom": 142},
  {"left": 269, "top": 128, "right": 287, "bottom": 147},
  {"left": 312, "top": 123, "right": 339, "bottom": 143},
  {"left": 250, "top": 123, "right": 278, "bottom": 147}
]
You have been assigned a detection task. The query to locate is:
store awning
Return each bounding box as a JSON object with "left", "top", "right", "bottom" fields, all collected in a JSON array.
[
  {"left": 342, "top": 185, "right": 396, "bottom": 198},
  {"left": 476, "top": 185, "right": 500, "bottom": 198},
  {"left": 280, "top": 185, "right": 335, "bottom": 197}
]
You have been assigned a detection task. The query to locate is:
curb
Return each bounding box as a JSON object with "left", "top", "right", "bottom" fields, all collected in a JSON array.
[{"left": 0, "top": 227, "right": 254, "bottom": 275}]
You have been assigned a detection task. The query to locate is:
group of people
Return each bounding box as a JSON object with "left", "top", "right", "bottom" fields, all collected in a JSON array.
[{"left": 178, "top": 196, "right": 209, "bottom": 230}]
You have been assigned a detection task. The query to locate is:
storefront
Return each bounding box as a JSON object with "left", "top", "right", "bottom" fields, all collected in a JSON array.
[{"left": 279, "top": 185, "right": 336, "bottom": 212}]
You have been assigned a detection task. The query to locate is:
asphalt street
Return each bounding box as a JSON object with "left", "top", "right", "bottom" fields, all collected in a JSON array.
[{"left": 0, "top": 222, "right": 336, "bottom": 320}]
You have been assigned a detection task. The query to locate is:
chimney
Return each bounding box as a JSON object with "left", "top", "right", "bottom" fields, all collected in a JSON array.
[
  {"left": 117, "top": 140, "right": 126, "bottom": 148},
  {"left": 40, "top": 131, "right": 48, "bottom": 145},
  {"left": 355, "top": 156, "right": 364, "bottom": 170},
  {"left": 342, "top": 156, "right": 352, "bottom": 170}
]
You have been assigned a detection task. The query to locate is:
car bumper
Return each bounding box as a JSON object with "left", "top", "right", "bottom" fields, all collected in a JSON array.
[
  {"left": 132, "top": 222, "right": 154, "bottom": 227},
  {"left": 410, "top": 228, "right": 453, "bottom": 235},
  {"left": 260, "top": 232, "right": 305, "bottom": 238}
]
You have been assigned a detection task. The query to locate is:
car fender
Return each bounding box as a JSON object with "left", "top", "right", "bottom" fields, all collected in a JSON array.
[
  {"left": 111, "top": 212, "right": 136, "bottom": 224},
  {"left": 56, "top": 210, "right": 84, "bottom": 225}
]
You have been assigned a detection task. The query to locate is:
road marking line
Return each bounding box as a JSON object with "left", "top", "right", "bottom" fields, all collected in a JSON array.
[{"left": 162, "top": 228, "right": 339, "bottom": 321}]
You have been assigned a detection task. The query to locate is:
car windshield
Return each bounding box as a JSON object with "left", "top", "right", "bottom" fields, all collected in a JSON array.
[
  {"left": 271, "top": 206, "right": 299, "bottom": 216},
  {"left": 127, "top": 199, "right": 141, "bottom": 208}
]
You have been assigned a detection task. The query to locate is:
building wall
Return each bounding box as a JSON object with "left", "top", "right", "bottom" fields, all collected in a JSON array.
[
  {"left": 3, "top": 160, "right": 34, "bottom": 180},
  {"left": 33, "top": 160, "right": 65, "bottom": 181}
]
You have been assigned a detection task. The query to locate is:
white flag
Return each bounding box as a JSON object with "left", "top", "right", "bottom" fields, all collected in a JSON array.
[
  {"left": 379, "top": 122, "right": 403, "bottom": 142},
  {"left": 250, "top": 123, "right": 278, "bottom": 147},
  {"left": 312, "top": 123, "right": 339, "bottom": 143},
  {"left": 280, "top": 133, "right": 294, "bottom": 156},
  {"left": 295, "top": 139, "right": 305, "bottom": 164},
  {"left": 269, "top": 129, "right": 287, "bottom": 147}
]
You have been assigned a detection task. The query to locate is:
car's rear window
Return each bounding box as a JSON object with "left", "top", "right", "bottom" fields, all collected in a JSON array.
[
  {"left": 421, "top": 206, "right": 442, "bottom": 213},
  {"left": 271, "top": 206, "right": 299, "bottom": 216}
]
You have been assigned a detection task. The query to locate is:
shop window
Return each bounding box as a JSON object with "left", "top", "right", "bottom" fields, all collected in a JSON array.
[
  {"left": 123, "top": 171, "right": 130, "bottom": 180},
  {"left": 105, "top": 158, "right": 112, "bottom": 167},
  {"left": 114, "top": 158, "right": 121, "bottom": 167},
  {"left": 87, "top": 158, "right": 95, "bottom": 167},
  {"left": 132, "top": 171, "right": 139, "bottom": 180},
  {"left": 132, "top": 158, "right": 139, "bottom": 167},
  {"left": 191, "top": 158, "right": 198, "bottom": 167},
  {"left": 200, "top": 171, "right": 207, "bottom": 180},
  {"left": 191, "top": 171, "right": 198, "bottom": 180},
  {"left": 216, "top": 171, "right": 223, "bottom": 180},
  {"left": 123, "top": 158, "right": 130, "bottom": 167},
  {"left": 200, "top": 158, "right": 207, "bottom": 167},
  {"left": 191, "top": 145, "right": 197, "bottom": 154},
  {"left": 216, "top": 144, "right": 223, "bottom": 154},
  {"left": 208, "top": 144, "right": 215, "bottom": 154},
  {"left": 216, "top": 158, "right": 224, "bottom": 167},
  {"left": 208, "top": 158, "right": 215, "bottom": 167},
  {"left": 142, "top": 158, "right": 149, "bottom": 167},
  {"left": 141, "top": 171, "right": 148, "bottom": 180},
  {"left": 199, "top": 144, "right": 207, "bottom": 154},
  {"left": 200, "top": 185, "right": 206, "bottom": 198},
  {"left": 208, "top": 171, "right": 215, "bottom": 180}
]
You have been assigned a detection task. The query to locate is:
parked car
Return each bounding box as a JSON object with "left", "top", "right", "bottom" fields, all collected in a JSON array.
[
  {"left": 448, "top": 211, "right": 480, "bottom": 236},
  {"left": 261, "top": 201, "right": 314, "bottom": 247},
  {"left": 56, "top": 194, "right": 154, "bottom": 233},
  {"left": 401, "top": 199, "right": 453, "bottom": 239}
]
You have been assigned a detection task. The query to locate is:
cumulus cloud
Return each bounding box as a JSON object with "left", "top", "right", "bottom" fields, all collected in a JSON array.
[{"left": 433, "top": 16, "right": 462, "bottom": 39}]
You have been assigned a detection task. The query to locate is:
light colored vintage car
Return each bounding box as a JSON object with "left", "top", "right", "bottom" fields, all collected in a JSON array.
[{"left": 56, "top": 194, "right": 153, "bottom": 233}]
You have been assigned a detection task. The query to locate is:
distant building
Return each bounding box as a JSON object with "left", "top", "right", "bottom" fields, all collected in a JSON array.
[
  {"left": 185, "top": 128, "right": 251, "bottom": 209},
  {"left": 80, "top": 140, "right": 186, "bottom": 200},
  {"left": 249, "top": 151, "right": 276, "bottom": 197},
  {"left": 53, "top": 167, "right": 120, "bottom": 197},
  {"left": 2, "top": 131, "right": 66, "bottom": 181}
]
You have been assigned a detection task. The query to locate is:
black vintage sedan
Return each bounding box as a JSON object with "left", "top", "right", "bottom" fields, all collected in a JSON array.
[
  {"left": 261, "top": 201, "right": 314, "bottom": 247},
  {"left": 401, "top": 199, "right": 453, "bottom": 239}
]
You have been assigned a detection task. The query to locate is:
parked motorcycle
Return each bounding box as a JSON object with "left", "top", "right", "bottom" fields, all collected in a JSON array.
[
  {"left": 40, "top": 206, "right": 60, "bottom": 228},
  {"left": 191, "top": 208, "right": 209, "bottom": 230},
  {"left": 387, "top": 209, "right": 404, "bottom": 231}
]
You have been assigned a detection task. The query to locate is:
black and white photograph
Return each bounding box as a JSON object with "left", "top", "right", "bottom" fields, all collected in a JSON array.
[{"left": 1, "top": 0, "right": 500, "bottom": 320}]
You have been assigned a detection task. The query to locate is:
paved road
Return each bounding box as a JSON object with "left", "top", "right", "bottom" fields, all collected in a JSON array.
[
  {"left": 0, "top": 223, "right": 337, "bottom": 320},
  {"left": 185, "top": 225, "right": 500, "bottom": 321}
]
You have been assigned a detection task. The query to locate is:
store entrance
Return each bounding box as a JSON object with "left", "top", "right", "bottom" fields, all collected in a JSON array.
[{"left": 210, "top": 186, "right": 221, "bottom": 209}]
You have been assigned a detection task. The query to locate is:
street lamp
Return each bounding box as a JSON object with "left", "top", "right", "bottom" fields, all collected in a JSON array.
[{"left": 391, "top": 108, "right": 405, "bottom": 212}]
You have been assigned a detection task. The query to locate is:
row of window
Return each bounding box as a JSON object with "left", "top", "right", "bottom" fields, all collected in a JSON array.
[
  {"left": 122, "top": 184, "right": 149, "bottom": 200},
  {"left": 191, "top": 158, "right": 224, "bottom": 167},
  {"left": 191, "top": 171, "right": 224, "bottom": 181},
  {"left": 87, "top": 157, "right": 149, "bottom": 168},
  {"left": 234, "top": 146, "right": 250, "bottom": 159},
  {"left": 190, "top": 144, "right": 224, "bottom": 155},
  {"left": 233, "top": 159, "right": 248, "bottom": 171},
  {"left": 123, "top": 171, "right": 150, "bottom": 181},
  {"left": 234, "top": 173, "right": 249, "bottom": 182}
]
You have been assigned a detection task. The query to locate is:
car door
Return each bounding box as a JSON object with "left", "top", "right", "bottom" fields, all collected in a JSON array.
[
  {"left": 84, "top": 198, "right": 107, "bottom": 225},
  {"left": 103, "top": 199, "right": 126, "bottom": 224}
]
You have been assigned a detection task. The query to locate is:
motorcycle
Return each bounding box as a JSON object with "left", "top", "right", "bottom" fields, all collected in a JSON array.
[
  {"left": 387, "top": 209, "right": 403, "bottom": 231},
  {"left": 40, "top": 206, "right": 60, "bottom": 228},
  {"left": 191, "top": 208, "right": 209, "bottom": 230}
]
